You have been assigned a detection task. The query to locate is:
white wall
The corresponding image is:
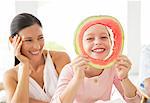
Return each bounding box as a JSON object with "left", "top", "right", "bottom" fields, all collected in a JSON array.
[
  {"left": 127, "top": 0, "right": 141, "bottom": 75},
  {"left": 37, "top": 0, "right": 128, "bottom": 59},
  {"left": 0, "top": 0, "right": 147, "bottom": 82},
  {"left": 141, "top": 0, "right": 150, "bottom": 45},
  {"left": 0, "top": 0, "right": 15, "bottom": 82}
]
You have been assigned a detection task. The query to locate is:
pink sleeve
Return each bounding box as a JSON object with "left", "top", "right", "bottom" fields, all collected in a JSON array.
[
  {"left": 51, "top": 64, "right": 73, "bottom": 103},
  {"left": 94, "top": 100, "right": 106, "bottom": 103},
  {"left": 113, "top": 75, "right": 142, "bottom": 103}
]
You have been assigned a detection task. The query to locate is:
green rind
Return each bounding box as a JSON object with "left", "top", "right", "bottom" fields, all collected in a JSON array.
[{"left": 74, "top": 15, "right": 124, "bottom": 69}]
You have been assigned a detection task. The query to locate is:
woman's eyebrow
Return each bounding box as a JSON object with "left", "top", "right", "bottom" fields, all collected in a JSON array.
[
  {"left": 38, "top": 34, "right": 43, "bottom": 37},
  {"left": 23, "top": 37, "right": 32, "bottom": 40}
]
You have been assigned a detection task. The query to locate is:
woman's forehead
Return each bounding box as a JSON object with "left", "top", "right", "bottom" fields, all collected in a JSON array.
[{"left": 18, "top": 24, "right": 42, "bottom": 37}]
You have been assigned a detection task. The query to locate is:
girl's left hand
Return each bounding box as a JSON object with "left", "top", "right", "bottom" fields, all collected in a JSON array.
[{"left": 115, "top": 55, "right": 132, "bottom": 80}]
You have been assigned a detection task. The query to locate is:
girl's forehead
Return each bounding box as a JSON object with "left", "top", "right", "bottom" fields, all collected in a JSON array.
[{"left": 84, "top": 24, "right": 108, "bottom": 36}]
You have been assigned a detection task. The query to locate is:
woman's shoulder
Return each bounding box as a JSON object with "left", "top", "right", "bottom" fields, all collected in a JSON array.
[
  {"left": 49, "top": 50, "right": 69, "bottom": 57},
  {"left": 46, "top": 50, "right": 70, "bottom": 75},
  {"left": 4, "top": 66, "right": 19, "bottom": 82},
  {"left": 48, "top": 50, "right": 70, "bottom": 62}
]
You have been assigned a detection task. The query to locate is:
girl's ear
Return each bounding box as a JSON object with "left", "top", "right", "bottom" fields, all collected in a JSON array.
[{"left": 9, "top": 36, "right": 13, "bottom": 44}]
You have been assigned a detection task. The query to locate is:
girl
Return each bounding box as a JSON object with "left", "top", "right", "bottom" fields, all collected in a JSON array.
[
  {"left": 51, "top": 18, "right": 141, "bottom": 103},
  {"left": 3, "top": 13, "right": 70, "bottom": 103}
]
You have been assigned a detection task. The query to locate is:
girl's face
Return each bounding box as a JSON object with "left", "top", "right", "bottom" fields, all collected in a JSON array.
[
  {"left": 18, "top": 23, "right": 44, "bottom": 61},
  {"left": 83, "top": 24, "right": 112, "bottom": 60}
]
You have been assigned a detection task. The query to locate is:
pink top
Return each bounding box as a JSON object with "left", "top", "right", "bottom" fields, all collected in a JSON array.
[{"left": 51, "top": 64, "right": 141, "bottom": 103}]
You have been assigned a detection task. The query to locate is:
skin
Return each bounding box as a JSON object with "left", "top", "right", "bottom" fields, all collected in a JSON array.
[
  {"left": 144, "top": 78, "right": 150, "bottom": 97},
  {"left": 60, "top": 24, "right": 139, "bottom": 103},
  {"left": 3, "top": 23, "right": 70, "bottom": 103},
  {"left": 83, "top": 24, "right": 112, "bottom": 60},
  {"left": 0, "top": 82, "right": 4, "bottom": 91}
]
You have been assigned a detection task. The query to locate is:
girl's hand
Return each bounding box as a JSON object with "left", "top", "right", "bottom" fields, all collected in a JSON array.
[
  {"left": 115, "top": 55, "right": 132, "bottom": 80},
  {"left": 71, "top": 56, "right": 89, "bottom": 80},
  {"left": 12, "top": 35, "right": 29, "bottom": 64}
]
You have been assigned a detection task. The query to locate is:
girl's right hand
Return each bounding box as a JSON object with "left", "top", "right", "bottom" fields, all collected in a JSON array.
[
  {"left": 71, "top": 56, "right": 89, "bottom": 80},
  {"left": 12, "top": 35, "right": 29, "bottom": 64}
]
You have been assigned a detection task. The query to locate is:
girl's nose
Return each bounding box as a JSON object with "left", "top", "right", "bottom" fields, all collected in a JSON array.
[{"left": 94, "top": 38, "right": 102, "bottom": 45}]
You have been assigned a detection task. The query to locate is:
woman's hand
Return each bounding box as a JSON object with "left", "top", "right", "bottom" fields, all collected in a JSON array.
[
  {"left": 71, "top": 56, "right": 89, "bottom": 80},
  {"left": 12, "top": 35, "right": 29, "bottom": 64},
  {"left": 115, "top": 55, "right": 132, "bottom": 80}
]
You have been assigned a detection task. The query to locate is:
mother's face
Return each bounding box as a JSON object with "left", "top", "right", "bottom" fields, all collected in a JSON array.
[{"left": 18, "top": 23, "right": 44, "bottom": 60}]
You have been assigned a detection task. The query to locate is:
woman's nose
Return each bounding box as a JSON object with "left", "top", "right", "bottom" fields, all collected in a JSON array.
[{"left": 33, "top": 41, "right": 40, "bottom": 49}]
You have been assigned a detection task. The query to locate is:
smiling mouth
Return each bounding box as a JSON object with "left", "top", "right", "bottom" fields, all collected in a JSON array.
[
  {"left": 30, "top": 51, "right": 40, "bottom": 55},
  {"left": 92, "top": 48, "right": 105, "bottom": 53}
]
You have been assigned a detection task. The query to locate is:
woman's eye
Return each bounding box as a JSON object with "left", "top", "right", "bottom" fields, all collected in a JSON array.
[
  {"left": 39, "top": 36, "right": 44, "bottom": 40},
  {"left": 24, "top": 39, "right": 32, "bottom": 42}
]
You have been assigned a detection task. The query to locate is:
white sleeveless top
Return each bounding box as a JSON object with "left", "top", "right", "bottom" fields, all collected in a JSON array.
[{"left": 18, "top": 52, "right": 58, "bottom": 102}]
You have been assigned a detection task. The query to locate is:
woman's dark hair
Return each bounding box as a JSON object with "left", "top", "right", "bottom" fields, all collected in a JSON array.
[{"left": 10, "top": 13, "right": 42, "bottom": 66}]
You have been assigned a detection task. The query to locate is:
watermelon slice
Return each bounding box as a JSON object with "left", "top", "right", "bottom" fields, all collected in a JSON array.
[{"left": 74, "top": 15, "right": 124, "bottom": 69}]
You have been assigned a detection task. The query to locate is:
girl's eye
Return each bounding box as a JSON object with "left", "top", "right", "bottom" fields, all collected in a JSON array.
[
  {"left": 86, "top": 37, "right": 94, "bottom": 41},
  {"left": 101, "top": 36, "right": 108, "bottom": 39}
]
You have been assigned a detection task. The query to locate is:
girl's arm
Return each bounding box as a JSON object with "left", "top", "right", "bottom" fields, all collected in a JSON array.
[
  {"left": 120, "top": 77, "right": 137, "bottom": 98},
  {"left": 114, "top": 55, "right": 141, "bottom": 102},
  {"left": 4, "top": 63, "right": 30, "bottom": 103},
  {"left": 60, "top": 76, "right": 83, "bottom": 103},
  {"left": 60, "top": 56, "right": 88, "bottom": 103},
  {"left": 51, "top": 56, "right": 89, "bottom": 103},
  {"left": 114, "top": 76, "right": 141, "bottom": 103}
]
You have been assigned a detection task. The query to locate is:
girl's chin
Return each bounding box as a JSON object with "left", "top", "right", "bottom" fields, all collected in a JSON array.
[
  {"left": 91, "top": 56, "right": 106, "bottom": 60},
  {"left": 91, "top": 54, "right": 109, "bottom": 60},
  {"left": 85, "top": 73, "right": 99, "bottom": 78},
  {"left": 84, "top": 71, "right": 101, "bottom": 78}
]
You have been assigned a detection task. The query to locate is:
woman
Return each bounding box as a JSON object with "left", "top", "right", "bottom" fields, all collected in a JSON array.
[{"left": 3, "top": 13, "right": 70, "bottom": 103}]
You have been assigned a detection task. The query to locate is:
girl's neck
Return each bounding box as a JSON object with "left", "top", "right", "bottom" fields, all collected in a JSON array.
[{"left": 85, "top": 66, "right": 104, "bottom": 78}]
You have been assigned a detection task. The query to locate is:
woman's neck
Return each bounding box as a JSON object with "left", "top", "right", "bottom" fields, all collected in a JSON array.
[{"left": 30, "top": 54, "right": 45, "bottom": 71}]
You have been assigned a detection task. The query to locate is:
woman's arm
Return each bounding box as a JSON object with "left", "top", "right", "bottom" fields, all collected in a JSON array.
[
  {"left": 0, "top": 82, "right": 4, "bottom": 91},
  {"left": 29, "top": 98, "right": 48, "bottom": 103},
  {"left": 4, "top": 64, "right": 30, "bottom": 103},
  {"left": 4, "top": 34, "right": 32, "bottom": 103}
]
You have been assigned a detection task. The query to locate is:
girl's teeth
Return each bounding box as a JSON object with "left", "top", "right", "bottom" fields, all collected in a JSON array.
[{"left": 93, "top": 49, "right": 104, "bottom": 52}]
